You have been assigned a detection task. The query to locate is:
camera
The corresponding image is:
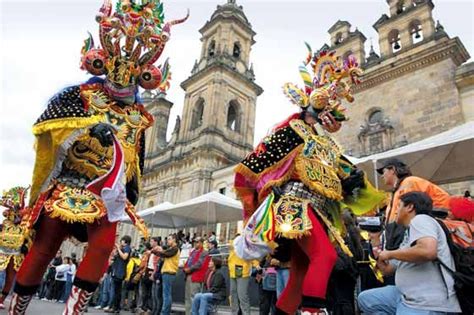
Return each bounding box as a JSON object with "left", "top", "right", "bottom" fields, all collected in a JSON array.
[{"left": 357, "top": 216, "right": 383, "bottom": 233}]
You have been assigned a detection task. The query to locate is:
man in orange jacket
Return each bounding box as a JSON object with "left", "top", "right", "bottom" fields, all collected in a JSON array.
[{"left": 377, "top": 158, "right": 450, "bottom": 249}]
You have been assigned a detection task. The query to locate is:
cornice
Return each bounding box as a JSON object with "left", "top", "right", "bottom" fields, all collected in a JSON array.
[
  {"left": 355, "top": 37, "right": 469, "bottom": 92},
  {"left": 181, "top": 62, "right": 263, "bottom": 96},
  {"left": 142, "top": 145, "right": 242, "bottom": 181},
  {"left": 200, "top": 14, "right": 255, "bottom": 40}
]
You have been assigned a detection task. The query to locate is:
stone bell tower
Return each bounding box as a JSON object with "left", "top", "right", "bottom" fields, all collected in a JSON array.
[
  {"left": 141, "top": 0, "right": 263, "bottom": 205},
  {"left": 179, "top": 0, "right": 263, "bottom": 153}
]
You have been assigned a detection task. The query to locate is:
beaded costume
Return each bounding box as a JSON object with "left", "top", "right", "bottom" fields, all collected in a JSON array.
[
  {"left": 9, "top": 1, "right": 187, "bottom": 314},
  {"left": 234, "top": 48, "right": 385, "bottom": 313},
  {"left": 0, "top": 187, "right": 32, "bottom": 309}
]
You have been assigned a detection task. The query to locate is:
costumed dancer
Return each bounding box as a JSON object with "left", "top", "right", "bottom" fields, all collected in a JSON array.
[
  {"left": 233, "top": 47, "right": 386, "bottom": 314},
  {"left": 0, "top": 187, "right": 32, "bottom": 309},
  {"left": 9, "top": 1, "right": 188, "bottom": 314}
]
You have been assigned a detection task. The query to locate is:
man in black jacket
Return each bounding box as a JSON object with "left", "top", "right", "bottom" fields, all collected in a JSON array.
[{"left": 191, "top": 257, "right": 226, "bottom": 315}]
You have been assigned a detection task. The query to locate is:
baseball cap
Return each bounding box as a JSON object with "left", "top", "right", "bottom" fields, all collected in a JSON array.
[{"left": 376, "top": 158, "right": 407, "bottom": 175}]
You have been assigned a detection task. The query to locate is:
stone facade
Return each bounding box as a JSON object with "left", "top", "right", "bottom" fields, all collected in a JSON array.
[{"left": 328, "top": 0, "right": 472, "bottom": 158}]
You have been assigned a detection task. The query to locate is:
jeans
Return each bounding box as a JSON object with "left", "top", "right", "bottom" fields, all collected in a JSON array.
[
  {"left": 258, "top": 286, "right": 276, "bottom": 315},
  {"left": 230, "top": 277, "right": 250, "bottom": 315},
  {"left": 152, "top": 279, "right": 162, "bottom": 315},
  {"left": 99, "top": 274, "right": 113, "bottom": 308},
  {"left": 110, "top": 277, "right": 123, "bottom": 310},
  {"left": 358, "top": 285, "right": 456, "bottom": 315},
  {"left": 161, "top": 274, "right": 176, "bottom": 315},
  {"left": 61, "top": 279, "right": 73, "bottom": 302},
  {"left": 52, "top": 280, "right": 66, "bottom": 301},
  {"left": 0, "top": 270, "right": 5, "bottom": 291},
  {"left": 275, "top": 268, "right": 289, "bottom": 298},
  {"left": 139, "top": 277, "right": 153, "bottom": 311},
  {"left": 192, "top": 293, "right": 215, "bottom": 315}
]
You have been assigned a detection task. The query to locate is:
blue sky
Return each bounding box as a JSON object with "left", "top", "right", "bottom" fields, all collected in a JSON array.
[{"left": 0, "top": 0, "right": 472, "bottom": 192}]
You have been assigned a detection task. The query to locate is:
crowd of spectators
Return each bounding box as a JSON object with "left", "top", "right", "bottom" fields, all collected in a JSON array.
[{"left": 1, "top": 165, "right": 470, "bottom": 315}]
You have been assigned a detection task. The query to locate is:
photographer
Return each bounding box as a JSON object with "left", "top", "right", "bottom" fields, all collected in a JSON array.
[
  {"left": 358, "top": 192, "right": 461, "bottom": 314},
  {"left": 377, "top": 158, "right": 450, "bottom": 250}
]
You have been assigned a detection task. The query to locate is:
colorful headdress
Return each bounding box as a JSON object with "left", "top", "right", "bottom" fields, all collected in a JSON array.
[
  {"left": 80, "top": 0, "right": 188, "bottom": 92},
  {"left": 1, "top": 187, "right": 29, "bottom": 223},
  {"left": 283, "top": 43, "right": 362, "bottom": 121}
]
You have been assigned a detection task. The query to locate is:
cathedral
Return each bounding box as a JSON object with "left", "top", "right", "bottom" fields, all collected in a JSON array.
[{"left": 117, "top": 0, "right": 473, "bottom": 243}]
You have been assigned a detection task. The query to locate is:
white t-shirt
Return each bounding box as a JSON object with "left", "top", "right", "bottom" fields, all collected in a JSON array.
[{"left": 148, "top": 253, "right": 156, "bottom": 270}]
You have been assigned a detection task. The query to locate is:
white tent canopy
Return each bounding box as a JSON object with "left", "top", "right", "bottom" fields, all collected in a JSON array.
[
  {"left": 349, "top": 121, "right": 474, "bottom": 188},
  {"left": 122, "top": 191, "right": 243, "bottom": 228}
]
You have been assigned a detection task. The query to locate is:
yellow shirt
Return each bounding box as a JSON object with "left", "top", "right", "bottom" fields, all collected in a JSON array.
[
  {"left": 228, "top": 247, "right": 259, "bottom": 279},
  {"left": 161, "top": 247, "right": 180, "bottom": 274}
]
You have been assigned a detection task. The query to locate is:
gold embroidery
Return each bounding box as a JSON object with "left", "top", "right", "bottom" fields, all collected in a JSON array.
[
  {"left": 43, "top": 184, "right": 107, "bottom": 224},
  {"left": 65, "top": 86, "right": 154, "bottom": 182},
  {"left": 0, "top": 223, "right": 25, "bottom": 251},
  {"left": 274, "top": 195, "right": 312, "bottom": 238},
  {"left": 290, "top": 120, "right": 343, "bottom": 200}
]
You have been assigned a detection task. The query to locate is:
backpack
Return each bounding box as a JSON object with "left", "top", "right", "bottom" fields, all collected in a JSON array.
[
  {"left": 130, "top": 263, "right": 142, "bottom": 284},
  {"left": 262, "top": 267, "right": 277, "bottom": 291},
  {"left": 436, "top": 219, "right": 474, "bottom": 315}
]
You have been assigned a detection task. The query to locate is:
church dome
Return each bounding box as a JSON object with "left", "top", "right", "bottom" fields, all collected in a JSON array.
[{"left": 210, "top": 0, "right": 250, "bottom": 26}]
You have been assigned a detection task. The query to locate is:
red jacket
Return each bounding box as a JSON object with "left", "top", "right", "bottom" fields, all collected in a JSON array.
[{"left": 185, "top": 248, "right": 210, "bottom": 283}]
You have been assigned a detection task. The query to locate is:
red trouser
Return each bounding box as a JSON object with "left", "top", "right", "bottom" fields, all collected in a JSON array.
[
  {"left": 15, "top": 215, "right": 117, "bottom": 292},
  {"left": 276, "top": 208, "right": 338, "bottom": 313}
]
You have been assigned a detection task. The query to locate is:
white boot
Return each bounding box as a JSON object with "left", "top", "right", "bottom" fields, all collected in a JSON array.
[
  {"left": 8, "top": 293, "right": 33, "bottom": 315},
  {"left": 62, "top": 286, "right": 93, "bottom": 315}
]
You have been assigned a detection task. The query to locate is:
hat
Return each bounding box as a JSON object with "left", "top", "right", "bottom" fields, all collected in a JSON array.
[{"left": 376, "top": 158, "right": 407, "bottom": 175}]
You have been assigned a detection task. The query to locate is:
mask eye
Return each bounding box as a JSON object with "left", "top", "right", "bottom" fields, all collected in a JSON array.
[
  {"left": 81, "top": 49, "right": 107, "bottom": 75},
  {"left": 160, "top": 31, "right": 170, "bottom": 42},
  {"left": 138, "top": 65, "right": 162, "bottom": 90}
]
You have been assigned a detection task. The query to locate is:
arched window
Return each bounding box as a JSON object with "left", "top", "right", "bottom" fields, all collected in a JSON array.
[
  {"left": 208, "top": 40, "right": 216, "bottom": 57},
  {"left": 342, "top": 50, "right": 354, "bottom": 62},
  {"left": 227, "top": 100, "right": 240, "bottom": 132},
  {"left": 335, "top": 32, "right": 343, "bottom": 45},
  {"left": 388, "top": 29, "right": 402, "bottom": 53},
  {"left": 191, "top": 98, "right": 204, "bottom": 130},
  {"left": 368, "top": 109, "right": 383, "bottom": 124},
  {"left": 232, "top": 42, "right": 241, "bottom": 58},
  {"left": 396, "top": 0, "right": 406, "bottom": 14},
  {"left": 358, "top": 108, "right": 393, "bottom": 155},
  {"left": 409, "top": 20, "right": 423, "bottom": 44}
]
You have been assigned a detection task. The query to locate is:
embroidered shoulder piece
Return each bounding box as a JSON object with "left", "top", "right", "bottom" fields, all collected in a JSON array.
[
  {"left": 35, "top": 86, "right": 89, "bottom": 125},
  {"left": 240, "top": 126, "right": 303, "bottom": 175}
]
